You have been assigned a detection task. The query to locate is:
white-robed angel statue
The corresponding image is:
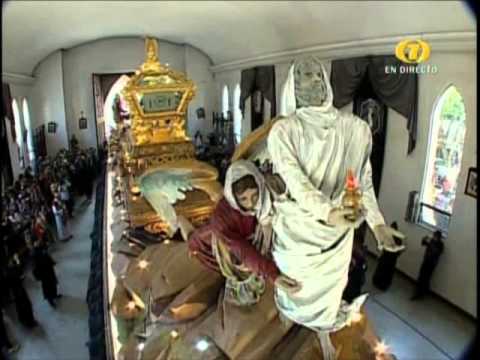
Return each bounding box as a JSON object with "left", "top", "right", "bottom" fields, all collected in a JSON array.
[{"left": 237, "top": 56, "right": 405, "bottom": 360}]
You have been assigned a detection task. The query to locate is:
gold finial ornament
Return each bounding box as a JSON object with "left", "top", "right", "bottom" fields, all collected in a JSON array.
[
  {"left": 146, "top": 38, "right": 158, "bottom": 62},
  {"left": 122, "top": 37, "right": 196, "bottom": 146}
]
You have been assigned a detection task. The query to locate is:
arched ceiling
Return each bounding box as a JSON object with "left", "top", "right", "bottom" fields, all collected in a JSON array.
[{"left": 2, "top": 0, "right": 476, "bottom": 76}]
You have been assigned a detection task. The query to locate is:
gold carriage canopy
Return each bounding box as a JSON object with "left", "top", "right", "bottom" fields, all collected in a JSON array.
[{"left": 117, "top": 38, "right": 222, "bottom": 234}]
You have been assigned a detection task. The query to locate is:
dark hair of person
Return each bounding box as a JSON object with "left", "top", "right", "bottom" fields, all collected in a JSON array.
[
  {"left": 391, "top": 221, "right": 398, "bottom": 230},
  {"left": 232, "top": 175, "right": 258, "bottom": 196},
  {"left": 433, "top": 230, "right": 442, "bottom": 239}
]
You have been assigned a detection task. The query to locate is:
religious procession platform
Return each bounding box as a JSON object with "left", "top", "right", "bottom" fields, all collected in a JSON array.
[
  {"left": 102, "top": 167, "right": 396, "bottom": 360},
  {"left": 100, "top": 37, "right": 396, "bottom": 360}
]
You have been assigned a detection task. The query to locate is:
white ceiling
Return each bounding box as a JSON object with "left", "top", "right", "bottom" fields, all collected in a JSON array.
[{"left": 2, "top": 0, "right": 476, "bottom": 76}]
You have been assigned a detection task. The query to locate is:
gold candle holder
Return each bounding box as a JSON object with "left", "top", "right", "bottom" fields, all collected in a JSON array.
[{"left": 341, "top": 169, "right": 363, "bottom": 221}]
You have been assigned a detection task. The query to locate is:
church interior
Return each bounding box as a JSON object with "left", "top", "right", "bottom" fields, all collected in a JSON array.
[{"left": 1, "top": 1, "right": 477, "bottom": 360}]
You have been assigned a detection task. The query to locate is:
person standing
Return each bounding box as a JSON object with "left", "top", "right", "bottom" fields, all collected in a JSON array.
[
  {"left": 52, "top": 199, "right": 72, "bottom": 242},
  {"left": 59, "top": 179, "right": 73, "bottom": 218},
  {"left": 6, "top": 256, "right": 38, "bottom": 328},
  {"left": 411, "top": 230, "right": 444, "bottom": 300},
  {"left": 32, "top": 241, "right": 62, "bottom": 308},
  {"left": 0, "top": 309, "right": 20, "bottom": 358},
  {"left": 372, "top": 221, "right": 405, "bottom": 291}
]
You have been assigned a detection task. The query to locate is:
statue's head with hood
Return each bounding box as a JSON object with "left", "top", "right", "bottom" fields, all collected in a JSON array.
[
  {"left": 281, "top": 55, "right": 334, "bottom": 116},
  {"left": 294, "top": 56, "right": 329, "bottom": 108}
]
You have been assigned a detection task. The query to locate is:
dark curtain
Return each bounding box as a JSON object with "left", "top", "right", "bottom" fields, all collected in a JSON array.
[
  {"left": 100, "top": 74, "right": 122, "bottom": 103},
  {"left": 2, "top": 83, "right": 15, "bottom": 140},
  {"left": 33, "top": 125, "right": 47, "bottom": 159},
  {"left": 1, "top": 83, "right": 14, "bottom": 186},
  {"left": 240, "top": 66, "right": 276, "bottom": 130},
  {"left": 251, "top": 90, "right": 265, "bottom": 131},
  {"left": 1, "top": 115, "right": 14, "bottom": 188},
  {"left": 330, "top": 55, "right": 418, "bottom": 154},
  {"left": 352, "top": 79, "right": 388, "bottom": 245},
  {"left": 353, "top": 79, "right": 388, "bottom": 196}
]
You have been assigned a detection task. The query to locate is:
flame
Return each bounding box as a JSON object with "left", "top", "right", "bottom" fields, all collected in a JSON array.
[{"left": 346, "top": 169, "right": 359, "bottom": 190}]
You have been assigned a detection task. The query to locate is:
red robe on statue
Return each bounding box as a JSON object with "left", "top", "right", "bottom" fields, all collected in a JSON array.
[{"left": 187, "top": 198, "right": 280, "bottom": 283}]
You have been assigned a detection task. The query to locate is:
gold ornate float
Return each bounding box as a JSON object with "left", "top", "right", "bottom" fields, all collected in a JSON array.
[{"left": 118, "top": 37, "right": 222, "bottom": 234}]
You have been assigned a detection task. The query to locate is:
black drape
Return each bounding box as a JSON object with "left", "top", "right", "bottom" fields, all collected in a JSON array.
[
  {"left": 331, "top": 55, "right": 418, "bottom": 154},
  {"left": 353, "top": 79, "right": 388, "bottom": 196},
  {"left": 239, "top": 66, "right": 276, "bottom": 130},
  {"left": 1, "top": 84, "right": 14, "bottom": 187},
  {"left": 86, "top": 164, "right": 107, "bottom": 360},
  {"left": 2, "top": 83, "right": 15, "bottom": 140}
]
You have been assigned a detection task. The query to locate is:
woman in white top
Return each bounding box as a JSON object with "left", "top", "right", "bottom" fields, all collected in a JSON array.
[{"left": 52, "top": 199, "right": 72, "bottom": 241}]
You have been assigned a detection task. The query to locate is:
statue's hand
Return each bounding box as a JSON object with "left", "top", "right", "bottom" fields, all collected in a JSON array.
[
  {"left": 373, "top": 224, "right": 406, "bottom": 252},
  {"left": 327, "top": 207, "right": 365, "bottom": 229},
  {"left": 275, "top": 274, "right": 302, "bottom": 295}
]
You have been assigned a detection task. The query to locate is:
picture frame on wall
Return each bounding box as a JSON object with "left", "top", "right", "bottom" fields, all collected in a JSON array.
[
  {"left": 79, "top": 117, "right": 87, "bottom": 130},
  {"left": 465, "top": 167, "right": 477, "bottom": 198},
  {"left": 79, "top": 111, "right": 88, "bottom": 130},
  {"left": 196, "top": 107, "right": 205, "bottom": 119},
  {"left": 47, "top": 121, "right": 57, "bottom": 133}
]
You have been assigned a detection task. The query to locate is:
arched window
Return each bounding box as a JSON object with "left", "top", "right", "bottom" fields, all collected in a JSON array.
[
  {"left": 12, "top": 98, "right": 24, "bottom": 168},
  {"left": 222, "top": 85, "right": 229, "bottom": 118},
  {"left": 12, "top": 98, "right": 22, "bottom": 149},
  {"left": 419, "top": 85, "right": 466, "bottom": 232},
  {"left": 233, "top": 84, "right": 242, "bottom": 144},
  {"left": 22, "top": 98, "right": 35, "bottom": 160}
]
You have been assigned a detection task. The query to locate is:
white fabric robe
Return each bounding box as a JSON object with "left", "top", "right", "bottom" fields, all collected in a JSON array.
[{"left": 267, "top": 61, "right": 385, "bottom": 331}]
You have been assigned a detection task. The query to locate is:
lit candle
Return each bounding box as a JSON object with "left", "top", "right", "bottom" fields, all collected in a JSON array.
[
  {"left": 170, "top": 330, "right": 179, "bottom": 340},
  {"left": 164, "top": 239, "right": 171, "bottom": 245}
]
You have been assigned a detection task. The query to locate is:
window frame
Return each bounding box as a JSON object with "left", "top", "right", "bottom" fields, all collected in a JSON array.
[
  {"left": 222, "top": 85, "right": 230, "bottom": 118},
  {"left": 417, "top": 83, "right": 466, "bottom": 234}
]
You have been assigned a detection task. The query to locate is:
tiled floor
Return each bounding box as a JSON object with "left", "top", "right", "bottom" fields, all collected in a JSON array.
[
  {"left": 363, "top": 256, "right": 476, "bottom": 360},
  {"left": 2, "top": 192, "right": 475, "bottom": 360},
  {"left": 3, "top": 197, "right": 94, "bottom": 360}
]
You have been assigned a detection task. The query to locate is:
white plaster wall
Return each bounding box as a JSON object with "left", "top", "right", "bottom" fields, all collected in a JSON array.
[
  {"left": 29, "top": 51, "right": 68, "bottom": 156},
  {"left": 362, "top": 52, "right": 477, "bottom": 317},
  {"left": 62, "top": 37, "right": 187, "bottom": 149},
  {"left": 184, "top": 46, "right": 215, "bottom": 138}
]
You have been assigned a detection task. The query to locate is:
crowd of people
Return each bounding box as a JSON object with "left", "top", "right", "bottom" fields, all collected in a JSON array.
[{"left": 0, "top": 144, "right": 100, "bottom": 356}]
